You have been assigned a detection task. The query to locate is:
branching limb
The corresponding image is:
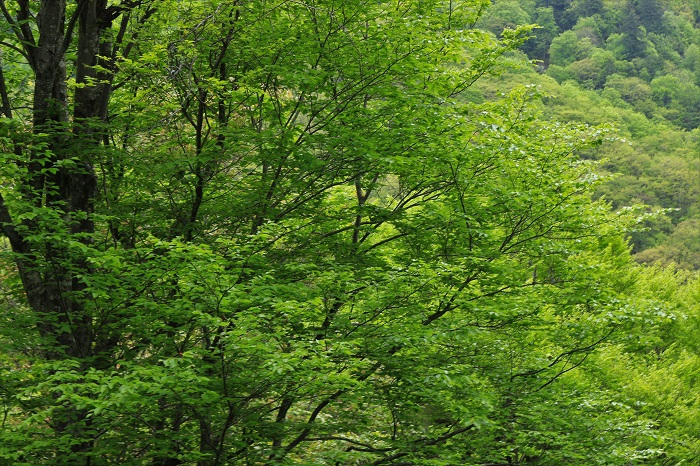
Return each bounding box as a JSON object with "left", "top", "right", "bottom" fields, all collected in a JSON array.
[
  {"left": 371, "top": 424, "right": 476, "bottom": 465},
  {"left": 0, "top": 0, "right": 36, "bottom": 68}
]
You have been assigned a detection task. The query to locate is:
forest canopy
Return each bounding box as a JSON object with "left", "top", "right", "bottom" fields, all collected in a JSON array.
[
  {"left": 0, "top": 0, "right": 698, "bottom": 465},
  {"left": 478, "top": 0, "right": 700, "bottom": 270}
]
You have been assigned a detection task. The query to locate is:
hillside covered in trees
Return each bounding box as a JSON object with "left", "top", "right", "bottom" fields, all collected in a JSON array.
[
  {"left": 0, "top": 0, "right": 698, "bottom": 465},
  {"left": 480, "top": 0, "right": 700, "bottom": 270}
]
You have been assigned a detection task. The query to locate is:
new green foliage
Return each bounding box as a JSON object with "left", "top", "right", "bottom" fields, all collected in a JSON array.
[
  {"left": 497, "top": 0, "right": 700, "bottom": 269},
  {"left": 0, "top": 0, "right": 698, "bottom": 464}
]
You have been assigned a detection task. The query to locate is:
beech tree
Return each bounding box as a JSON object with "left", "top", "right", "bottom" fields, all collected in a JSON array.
[{"left": 0, "top": 0, "right": 683, "bottom": 464}]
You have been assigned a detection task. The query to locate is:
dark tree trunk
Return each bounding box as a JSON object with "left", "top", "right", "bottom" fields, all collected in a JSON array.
[
  {"left": 0, "top": 0, "right": 127, "bottom": 459},
  {"left": 1, "top": 0, "right": 125, "bottom": 359}
]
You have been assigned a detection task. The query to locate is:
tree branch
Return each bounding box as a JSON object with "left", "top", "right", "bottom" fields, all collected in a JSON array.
[
  {"left": 0, "top": 0, "right": 36, "bottom": 68},
  {"left": 371, "top": 424, "right": 476, "bottom": 465},
  {"left": 303, "top": 436, "right": 393, "bottom": 452},
  {"left": 511, "top": 325, "right": 619, "bottom": 382},
  {"left": 62, "top": 0, "right": 94, "bottom": 56}
]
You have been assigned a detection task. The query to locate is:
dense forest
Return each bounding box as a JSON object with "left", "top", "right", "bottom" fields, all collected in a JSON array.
[
  {"left": 479, "top": 0, "right": 699, "bottom": 270},
  {"left": 0, "top": 0, "right": 697, "bottom": 465}
]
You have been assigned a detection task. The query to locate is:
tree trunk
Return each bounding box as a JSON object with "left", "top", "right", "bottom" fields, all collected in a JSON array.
[{"left": 1, "top": 0, "right": 120, "bottom": 459}]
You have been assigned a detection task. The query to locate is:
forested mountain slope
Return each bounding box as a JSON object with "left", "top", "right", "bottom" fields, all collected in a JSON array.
[
  {"left": 479, "top": 0, "right": 699, "bottom": 270},
  {"left": 0, "top": 1, "right": 698, "bottom": 465}
]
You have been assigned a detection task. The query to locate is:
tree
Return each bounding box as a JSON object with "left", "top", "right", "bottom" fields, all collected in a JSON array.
[
  {"left": 0, "top": 0, "right": 154, "bottom": 456},
  {"left": 479, "top": 0, "right": 532, "bottom": 37},
  {"left": 548, "top": 30, "right": 594, "bottom": 66},
  {"left": 604, "top": 74, "right": 654, "bottom": 113},
  {"left": 0, "top": 0, "right": 679, "bottom": 464},
  {"left": 636, "top": 219, "right": 700, "bottom": 268},
  {"left": 650, "top": 74, "right": 700, "bottom": 129},
  {"left": 572, "top": 15, "right": 604, "bottom": 45},
  {"left": 521, "top": 6, "right": 559, "bottom": 64},
  {"left": 538, "top": 0, "right": 571, "bottom": 29},
  {"left": 563, "top": 49, "right": 617, "bottom": 89},
  {"left": 560, "top": 0, "right": 604, "bottom": 31},
  {"left": 684, "top": 43, "right": 700, "bottom": 84},
  {"left": 635, "top": 0, "right": 667, "bottom": 33},
  {"left": 620, "top": 0, "right": 647, "bottom": 59}
]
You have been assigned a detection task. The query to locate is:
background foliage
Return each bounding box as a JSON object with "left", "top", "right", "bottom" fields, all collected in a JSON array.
[
  {"left": 478, "top": 0, "right": 699, "bottom": 270},
  {"left": 0, "top": 0, "right": 698, "bottom": 465}
]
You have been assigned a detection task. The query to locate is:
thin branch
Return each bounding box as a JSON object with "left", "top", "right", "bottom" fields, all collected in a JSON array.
[
  {"left": 371, "top": 424, "right": 475, "bottom": 465},
  {"left": 361, "top": 232, "right": 409, "bottom": 253},
  {"left": 281, "top": 389, "right": 344, "bottom": 453},
  {"left": 537, "top": 352, "right": 590, "bottom": 391},
  {"left": 62, "top": 0, "right": 88, "bottom": 55},
  {"left": 0, "top": 40, "right": 29, "bottom": 60},
  {"left": 15, "top": 0, "right": 36, "bottom": 67},
  {"left": 303, "top": 436, "right": 393, "bottom": 453},
  {"left": 511, "top": 325, "right": 619, "bottom": 382},
  {"left": 0, "top": 0, "right": 36, "bottom": 68}
]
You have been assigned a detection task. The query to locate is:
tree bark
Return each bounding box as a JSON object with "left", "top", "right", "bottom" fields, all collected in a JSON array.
[{"left": 1, "top": 0, "right": 126, "bottom": 459}]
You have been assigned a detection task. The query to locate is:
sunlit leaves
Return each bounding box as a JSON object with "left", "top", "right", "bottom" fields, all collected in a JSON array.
[{"left": 0, "top": 0, "right": 697, "bottom": 464}]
